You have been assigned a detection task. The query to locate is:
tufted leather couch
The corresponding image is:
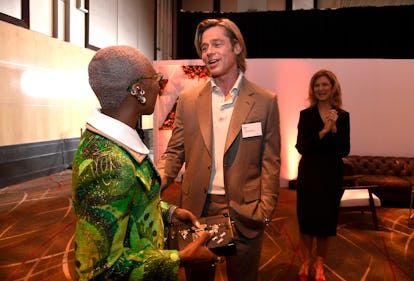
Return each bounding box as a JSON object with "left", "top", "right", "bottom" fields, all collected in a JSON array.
[{"left": 343, "top": 156, "right": 414, "bottom": 207}]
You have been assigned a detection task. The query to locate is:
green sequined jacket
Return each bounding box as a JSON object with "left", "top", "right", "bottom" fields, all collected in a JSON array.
[{"left": 72, "top": 129, "right": 180, "bottom": 280}]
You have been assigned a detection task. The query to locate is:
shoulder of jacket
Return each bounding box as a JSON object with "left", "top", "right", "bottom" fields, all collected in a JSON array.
[{"left": 181, "top": 80, "right": 210, "bottom": 96}]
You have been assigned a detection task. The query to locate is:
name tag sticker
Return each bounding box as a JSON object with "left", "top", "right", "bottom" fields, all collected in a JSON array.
[{"left": 242, "top": 122, "right": 262, "bottom": 138}]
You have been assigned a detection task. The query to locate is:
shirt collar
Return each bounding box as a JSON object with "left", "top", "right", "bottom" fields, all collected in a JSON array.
[
  {"left": 86, "top": 108, "right": 149, "bottom": 155},
  {"left": 211, "top": 71, "right": 243, "bottom": 98}
]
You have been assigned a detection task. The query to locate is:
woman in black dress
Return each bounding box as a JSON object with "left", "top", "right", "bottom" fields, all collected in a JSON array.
[{"left": 295, "top": 69, "right": 350, "bottom": 281}]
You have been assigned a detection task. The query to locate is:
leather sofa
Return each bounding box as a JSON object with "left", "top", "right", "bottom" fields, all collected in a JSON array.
[{"left": 343, "top": 155, "right": 414, "bottom": 207}]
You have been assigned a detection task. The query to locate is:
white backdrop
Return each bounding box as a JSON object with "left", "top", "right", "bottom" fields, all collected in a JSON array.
[{"left": 154, "top": 59, "right": 414, "bottom": 187}]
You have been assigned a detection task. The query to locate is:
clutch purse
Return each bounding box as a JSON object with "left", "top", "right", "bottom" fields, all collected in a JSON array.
[{"left": 167, "top": 214, "right": 236, "bottom": 256}]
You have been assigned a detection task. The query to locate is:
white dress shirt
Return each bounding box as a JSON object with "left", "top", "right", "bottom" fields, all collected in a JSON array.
[{"left": 209, "top": 73, "right": 243, "bottom": 195}]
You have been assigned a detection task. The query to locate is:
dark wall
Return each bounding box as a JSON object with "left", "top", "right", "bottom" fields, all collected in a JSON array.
[
  {"left": 0, "top": 129, "right": 154, "bottom": 188},
  {"left": 0, "top": 138, "right": 79, "bottom": 188},
  {"left": 176, "top": 5, "right": 414, "bottom": 59}
]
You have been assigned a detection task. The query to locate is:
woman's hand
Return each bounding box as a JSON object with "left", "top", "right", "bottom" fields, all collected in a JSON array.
[
  {"left": 321, "top": 109, "right": 338, "bottom": 137},
  {"left": 171, "top": 207, "right": 201, "bottom": 228},
  {"left": 178, "top": 231, "right": 219, "bottom": 266},
  {"left": 171, "top": 208, "right": 222, "bottom": 266},
  {"left": 328, "top": 109, "right": 338, "bottom": 133}
]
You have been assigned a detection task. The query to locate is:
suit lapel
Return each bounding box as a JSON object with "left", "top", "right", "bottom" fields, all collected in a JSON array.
[
  {"left": 225, "top": 79, "right": 255, "bottom": 152},
  {"left": 196, "top": 83, "right": 213, "bottom": 157}
]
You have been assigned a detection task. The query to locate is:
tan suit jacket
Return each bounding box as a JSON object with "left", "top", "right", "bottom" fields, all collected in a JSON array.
[{"left": 158, "top": 77, "right": 281, "bottom": 239}]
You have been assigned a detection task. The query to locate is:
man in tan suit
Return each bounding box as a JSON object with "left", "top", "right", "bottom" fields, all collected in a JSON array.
[{"left": 158, "top": 18, "right": 281, "bottom": 281}]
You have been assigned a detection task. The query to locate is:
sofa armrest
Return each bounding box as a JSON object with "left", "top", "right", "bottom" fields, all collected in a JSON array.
[{"left": 343, "top": 158, "right": 355, "bottom": 176}]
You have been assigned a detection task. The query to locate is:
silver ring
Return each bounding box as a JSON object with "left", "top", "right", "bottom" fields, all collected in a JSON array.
[{"left": 212, "top": 256, "right": 224, "bottom": 267}]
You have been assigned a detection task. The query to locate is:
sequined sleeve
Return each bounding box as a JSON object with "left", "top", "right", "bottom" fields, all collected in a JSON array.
[{"left": 72, "top": 131, "right": 180, "bottom": 280}]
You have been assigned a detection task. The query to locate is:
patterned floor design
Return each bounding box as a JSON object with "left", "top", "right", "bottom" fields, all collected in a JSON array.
[{"left": 1, "top": 170, "right": 413, "bottom": 281}]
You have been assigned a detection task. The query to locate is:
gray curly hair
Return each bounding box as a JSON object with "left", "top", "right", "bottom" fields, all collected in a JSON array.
[{"left": 88, "top": 45, "right": 154, "bottom": 110}]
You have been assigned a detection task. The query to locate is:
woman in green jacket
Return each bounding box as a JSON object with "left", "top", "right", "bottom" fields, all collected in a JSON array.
[{"left": 72, "top": 45, "right": 218, "bottom": 280}]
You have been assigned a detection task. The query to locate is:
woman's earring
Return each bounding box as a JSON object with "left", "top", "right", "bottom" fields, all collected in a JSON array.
[
  {"left": 137, "top": 94, "right": 146, "bottom": 104},
  {"left": 130, "top": 85, "right": 146, "bottom": 104}
]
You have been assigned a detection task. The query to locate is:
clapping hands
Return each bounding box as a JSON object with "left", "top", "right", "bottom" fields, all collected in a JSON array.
[{"left": 327, "top": 109, "right": 338, "bottom": 133}]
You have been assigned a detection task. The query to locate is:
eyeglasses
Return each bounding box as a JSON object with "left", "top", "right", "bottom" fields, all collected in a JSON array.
[{"left": 127, "top": 73, "right": 164, "bottom": 91}]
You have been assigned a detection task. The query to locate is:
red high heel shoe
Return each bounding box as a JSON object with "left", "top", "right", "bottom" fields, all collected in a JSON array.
[
  {"left": 314, "top": 263, "right": 326, "bottom": 281},
  {"left": 298, "top": 262, "right": 309, "bottom": 281}
]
